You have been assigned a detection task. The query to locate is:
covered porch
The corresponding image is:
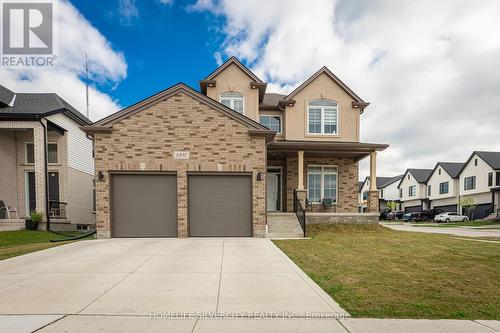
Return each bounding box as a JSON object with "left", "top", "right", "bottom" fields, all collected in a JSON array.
[
  {"left": 0, "top": 120, "right": 70, "bottom": 230},
  {"left": 266, "top": 141, "right": 388, "bottom": 217}
]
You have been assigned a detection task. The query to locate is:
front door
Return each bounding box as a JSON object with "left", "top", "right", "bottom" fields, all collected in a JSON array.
[{"left": 266, "top": 171, "right": 281, "bottom": 212}]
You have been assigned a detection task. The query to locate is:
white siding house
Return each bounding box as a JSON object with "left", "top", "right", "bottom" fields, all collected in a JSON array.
[
  {"left": 427, "top": 162, "right": 463, "bottom": 213},
  {"left": 398, "top": 169, "right": 433, "bottom": 212},
  {"left": 458, "top": 151, "right": 500, "bottom": 219}
]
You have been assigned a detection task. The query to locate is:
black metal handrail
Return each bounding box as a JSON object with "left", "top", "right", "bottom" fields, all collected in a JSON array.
[
  {"left": 293, "top": 189, "right": 307, "bottom": 237},
  {"left": 49, "top": 201, "right": 67, "bottom": 219}
]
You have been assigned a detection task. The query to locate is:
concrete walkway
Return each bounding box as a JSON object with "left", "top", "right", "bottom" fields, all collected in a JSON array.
[
  {"left": 0, "top": 238, "right": 499, "bottom": 332},
  {"left": 382, "top": 222, "right": 500, "bottom": 238}
]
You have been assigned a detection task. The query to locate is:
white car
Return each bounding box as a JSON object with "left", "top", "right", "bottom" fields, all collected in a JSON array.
[{"left": 434, "top": 212, "right": 469, "bottom": 223}]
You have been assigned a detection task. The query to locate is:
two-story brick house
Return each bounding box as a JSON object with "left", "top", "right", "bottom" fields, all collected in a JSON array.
[
  {"left": 83, "top": 57, "right": 387, "bottom": 238},
  {"left": 0, "top": 84, "right": 95, "bottom": 230}
]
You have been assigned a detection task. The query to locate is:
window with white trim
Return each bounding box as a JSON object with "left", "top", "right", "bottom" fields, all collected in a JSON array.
[
  {"left": 307, "top": 99, "right": 338, "bottom": 135},
  {"left": 259, "top": 115, "right": 282, "bottom": 133},
  {"left": 307, "top": 166, "right": 337, "bottom": 203},
  {"left": 464, "top": 176, "right": 476, "bottom": 190},
  {"left": 220, "top": 92, "right": 244, "bottom": 114}
]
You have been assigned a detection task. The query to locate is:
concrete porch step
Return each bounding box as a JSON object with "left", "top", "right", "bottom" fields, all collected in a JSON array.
[{"left": 267, "top": 212, "right": 304, "bottom": 238}]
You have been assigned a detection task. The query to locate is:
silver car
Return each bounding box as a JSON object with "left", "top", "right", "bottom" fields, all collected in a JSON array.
[{"left": 434, "top": 212, "right": 469, "bottom": 223}]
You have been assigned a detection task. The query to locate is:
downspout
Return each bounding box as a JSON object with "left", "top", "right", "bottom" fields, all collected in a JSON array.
[{"left": 39, "top": 118, "right": 51, "bottom": 231}]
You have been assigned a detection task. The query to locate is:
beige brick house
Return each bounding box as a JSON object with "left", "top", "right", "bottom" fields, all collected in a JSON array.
[
  {"left": 83, "top": 57, "right": 387, "bottom": 238},
  {"left": 0, "top": 84, "right": 95, "bottom": 230}
]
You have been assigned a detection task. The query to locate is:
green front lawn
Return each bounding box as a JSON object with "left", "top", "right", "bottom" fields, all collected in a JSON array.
[
  {"left": 274, "top": 224, "right": 500, "bottom": 319},
  {"left": 0, "top": 230, "right": 94, "bottom": 260}
]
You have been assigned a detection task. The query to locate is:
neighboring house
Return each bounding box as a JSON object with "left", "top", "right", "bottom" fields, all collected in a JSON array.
[
  {"left": 378, "top": 175, "right": 404, "bottom": 211},
  {"left": 426, "top": 162, "right": 464, "bottom": 213},
  {"left": 359, "top": 175, "right": 403, "bottom": 212},
  {"left": 458, "top": 151, "right": 500, "bottom": 219},
  {"left": 83, "top": 57, "right": 387, "bottom": 238},
  {"left": 398, "top": 168, "right": 433, "bottom": 212},
  {"left": 0, "top": 84, "right": 94, "bottom": 230}
]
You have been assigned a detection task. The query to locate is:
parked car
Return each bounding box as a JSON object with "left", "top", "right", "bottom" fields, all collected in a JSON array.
[
  {"left": 434, "top": 212, "right": 469, "bottom": 223},
  {"left": 402, "top": 211, "right": 432, "bottom": 222},
  {"left": 385, "top": 211, "right": 405, "bottom": 220}
]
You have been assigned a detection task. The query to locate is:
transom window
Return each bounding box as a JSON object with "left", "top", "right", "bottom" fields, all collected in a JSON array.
[
  {"left": 307, "top": 166, "right": 337, "bottom": 203},
  {"left": 409, "top": 185, "right": 416, "bottom": 197},
  {"left": 464, "top": 176, "right": 476, "bottom": 190},
  {"left": 220, "top": 92, "right": 244, "bottom": 114},
  {"left": 439, "top": 181, "right": 449, "bottom": 194},
  {"left": 259, "top": 115, "right": 282, "bottom": 133},
  {"left": 307, "top": 99, "right": 338, "bottom": 135}
]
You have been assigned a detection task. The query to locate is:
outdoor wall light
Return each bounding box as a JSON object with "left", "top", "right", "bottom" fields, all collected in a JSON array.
[
  {"left": 98, "top": 171, "right": 104, "bottom": 181},
  {"left": 257, "top": 172, "right": 264, "bottom": 181}
]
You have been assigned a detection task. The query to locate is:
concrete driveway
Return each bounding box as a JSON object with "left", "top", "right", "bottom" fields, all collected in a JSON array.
[{"left": 0, "top": 238, "right": 348, "bottom": 332}]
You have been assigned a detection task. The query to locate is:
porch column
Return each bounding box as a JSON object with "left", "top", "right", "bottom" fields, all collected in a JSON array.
[
  {"left": 367, "top": 151, "right": 379, "bottom": 212},
  {"left": 33, "top": 122, "right": 47, "bottom": 221},
  {"left": 296, "top": 150, "right": 307, "bottom": 207},
  {"left": 297, "top": 150, "right": 304, "bottom": 190}
]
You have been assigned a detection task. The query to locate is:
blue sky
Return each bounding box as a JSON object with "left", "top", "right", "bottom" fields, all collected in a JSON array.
[{"left": 72, "top": 0, "right": 223, "bottom": 107}]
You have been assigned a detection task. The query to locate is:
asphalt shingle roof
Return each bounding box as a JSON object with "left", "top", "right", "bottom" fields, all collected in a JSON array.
[
  {"left": 476, "top": 151, "right": 500, "bottom": 170},
  {"left": 261, "top": 93, "right": 286, "bottom": 106},
  {"left": 437, "top": 162, "right": 464, "bottom": 179},
  {"left": 408, "top": 168, "right": 433, "bottom": 183},
  {"left": 0, "top": 85, "right": 15, "bottom": 106},
  {"left": 0, "top": 85, "right": 90, "bottom": 125},
  {"left": 378, "top": 174, "right": 404, "bottom": 188}
]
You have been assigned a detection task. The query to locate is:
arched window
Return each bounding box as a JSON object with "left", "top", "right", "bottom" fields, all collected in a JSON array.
[
  {"left": 220, "top": 92, "right": 244, "bottom": 114},
  {"left": 307, "top": 99, "right": 338, "bottom": 135}
]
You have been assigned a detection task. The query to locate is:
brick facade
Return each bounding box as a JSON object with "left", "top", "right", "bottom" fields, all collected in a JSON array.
[
  {"left": 93, "top": 92, "right": 267, "bottom": 238},
  {"left": 285, "top": 157, "right": 359, "bottom": 212}
]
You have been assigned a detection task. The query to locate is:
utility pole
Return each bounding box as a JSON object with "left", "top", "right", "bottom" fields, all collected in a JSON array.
[{"left": 85, "top": 53, "right": 90, "bottom": 119}]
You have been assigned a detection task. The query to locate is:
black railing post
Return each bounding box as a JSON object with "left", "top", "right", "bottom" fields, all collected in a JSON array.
[{"left": 293, "top": 189, "right": 307, "bottom": 237}]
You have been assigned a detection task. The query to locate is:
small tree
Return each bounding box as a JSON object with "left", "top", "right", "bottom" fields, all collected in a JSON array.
[
  {"left": 386, "top": 201, "right": 398, "bottom": 220},
  {"left": 459, "top": 196, "right": 476, "bottom": 221}
]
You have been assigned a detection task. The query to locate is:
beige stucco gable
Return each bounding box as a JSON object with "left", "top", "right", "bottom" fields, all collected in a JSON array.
[
  {"left": 284, "top": 72, "right": 361, "bottom": 142},
  {"left": 205, "top": 63, "right": 260, "bottom": 122}
]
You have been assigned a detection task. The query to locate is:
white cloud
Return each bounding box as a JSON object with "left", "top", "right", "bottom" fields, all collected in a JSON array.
[
  {"left": 118, "top": 0, "right": 139, "bottom": 25},
  {"left": 0, "top": 0, "right": 127, "bottom": 121},
  {"left": 158, "top": 0, "right": 174, "bottom": 5},
  {"left": 191, "top": 0, "right": 500, "bottom": 178}
]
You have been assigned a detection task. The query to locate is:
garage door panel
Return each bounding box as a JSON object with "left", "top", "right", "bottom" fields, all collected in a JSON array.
[
  {"left": 189, "top": 175, "right": 252, "bottom": 237},
  {"left": 111, "top": 174, "right": 177, "bottom": 237},
  {"left": 433, "top": 205, "right": 458, "bottom": 213},
  {"left": 404, "top": 205, "right": 421, "bottom": 213}
]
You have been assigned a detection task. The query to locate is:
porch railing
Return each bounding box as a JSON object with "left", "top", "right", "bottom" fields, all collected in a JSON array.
[
  {"left": 293, "top": 189, "right": 307, "bottom": 237},
  {"left": 49, "top": 201, "right": 67, "bottom": 219}
]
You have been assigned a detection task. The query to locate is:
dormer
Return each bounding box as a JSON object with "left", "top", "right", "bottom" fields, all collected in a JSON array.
[{"left": 200, "top": 57, "right": 266, "bottom": 122}]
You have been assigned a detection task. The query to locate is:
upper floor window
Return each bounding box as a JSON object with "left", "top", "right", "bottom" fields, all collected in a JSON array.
[
  {"left": 439, "top": 181, "right": 449, "bottom": 194},
  {"left": 259, "top": 115, "right": 282, "bottom": 133},
  {"left": 474, "top": 158, "right": 478, "bottom": 166},
  {"left": 409, "top": 185, "right": 416, "bottom": 197},
  {"left": 438, "top": 169, "right": 441, "bottom": 175},
  {"left": 497, "top": 172, "right": 500, "bottom": 186},
  {"left": 399, "top": 188, "right": 403, "bottom": 198},
  {"left": 26, "top": 142, "right": 58, "bottom": 164},
  {"left": 427, "top": 185, "right": 431, "bottom": 196},
  {"left": 488, "top": 172, "right": 493, "bottom": 187},
  {"left": 464, "top": 176, "right": 476, "bottom": 190},
  {"left": 307, "top": 99, "right": 338, "bottom": 135},
  {"left": 220, "top": 92, "right": 244, "bottom": 114}
]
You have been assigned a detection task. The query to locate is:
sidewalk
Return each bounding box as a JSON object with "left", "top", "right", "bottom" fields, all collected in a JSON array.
[{"left": 2, "top": 315, "right": 499, "bottom": 332}]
